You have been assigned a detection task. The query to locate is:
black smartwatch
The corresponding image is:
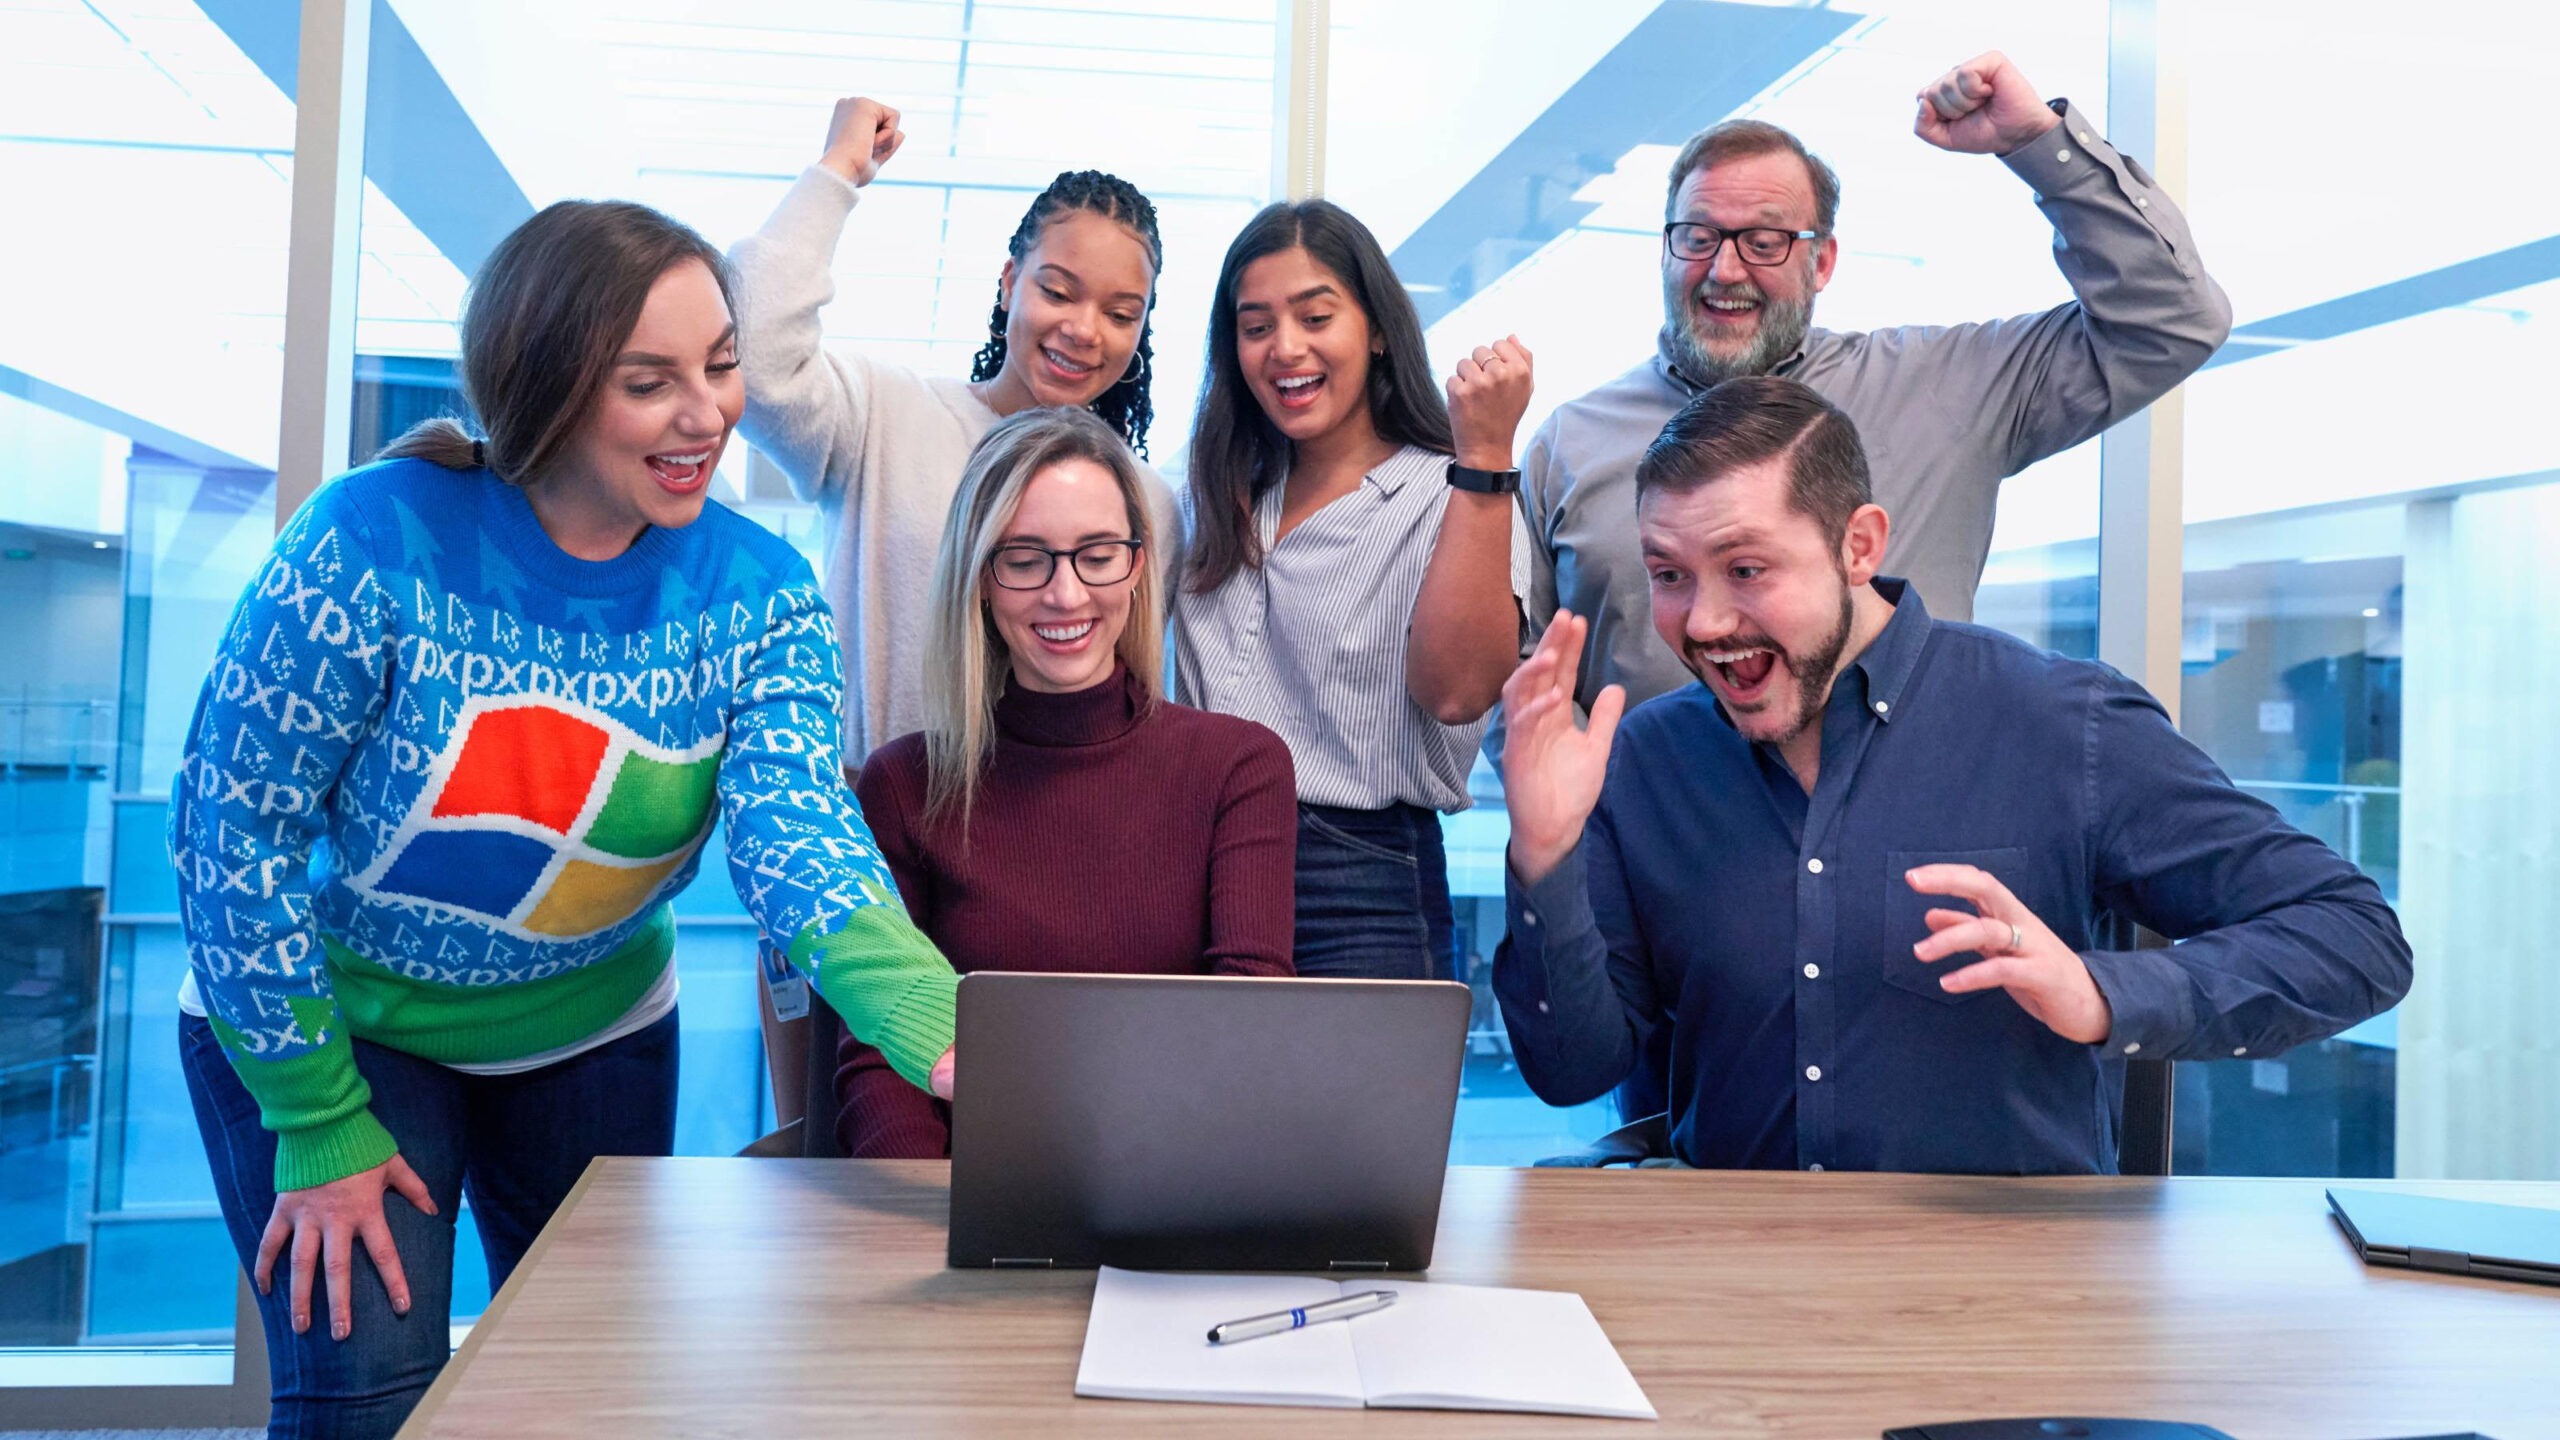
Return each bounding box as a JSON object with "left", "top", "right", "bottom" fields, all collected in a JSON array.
[{"left": 1446, "top": 461, "right": 1522, "bottom": 495}]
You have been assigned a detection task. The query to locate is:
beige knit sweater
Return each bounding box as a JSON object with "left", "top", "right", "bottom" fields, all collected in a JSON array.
[{"left": 729, "top": 166, "right": 1173, "bottom": 762}]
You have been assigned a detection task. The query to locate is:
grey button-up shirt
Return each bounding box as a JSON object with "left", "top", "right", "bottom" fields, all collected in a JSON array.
[
  {"left": 1174, "top": 444, "right": 1529, "bottom": 813},
  {"left": 1522, "top": 102, "right": 2234, "bottom": 721}
]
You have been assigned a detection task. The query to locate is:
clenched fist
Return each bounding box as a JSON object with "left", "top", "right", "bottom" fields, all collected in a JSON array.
[
  {"left": 1913, "top": 52, "right": 2061, "bottom": 157},
  {"left": 820, "top": 96, "right": 906, "bottom": 186},
  {"left": 1446, "top": 335, "right": 1534, "bottom": 472}
]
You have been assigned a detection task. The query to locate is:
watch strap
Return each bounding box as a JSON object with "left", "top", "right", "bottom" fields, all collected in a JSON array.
[{"left": 1446, "top": 461, "right": 1522, "bottom": 495}]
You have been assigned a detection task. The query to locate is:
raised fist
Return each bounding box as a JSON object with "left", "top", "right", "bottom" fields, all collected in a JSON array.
[
  {"left": 1913, "top": 52, "right": 2061, "bottom": 156},
  {"left": 820, "top": 97, "right": 905, "bottom": 186},
  {"left": 1446, "top": 335, "right": 1534, "bottom": 472}
]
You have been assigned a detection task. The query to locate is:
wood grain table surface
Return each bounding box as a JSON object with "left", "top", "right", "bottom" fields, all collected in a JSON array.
[{"left": 399, "top": 1159, "right": 2560, "bottom": 1439}]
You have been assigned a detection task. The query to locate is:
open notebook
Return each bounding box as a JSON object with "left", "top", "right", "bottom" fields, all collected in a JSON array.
[{"left": 1074, "top": 1267, "right": 1656, "bottom": 1420}]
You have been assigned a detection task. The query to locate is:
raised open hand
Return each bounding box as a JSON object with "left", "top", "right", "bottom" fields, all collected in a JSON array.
[{"left": 1500, "top": 612, "right": 1626, "bottom": 886}]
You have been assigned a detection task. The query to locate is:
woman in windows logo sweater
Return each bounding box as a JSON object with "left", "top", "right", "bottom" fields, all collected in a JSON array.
[{"left": 170, "top": 199, "right": 958, "bottom": 1439}]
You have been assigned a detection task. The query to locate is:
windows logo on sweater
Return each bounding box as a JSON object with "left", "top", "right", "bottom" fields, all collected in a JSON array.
[{"left": 352, "top": 695, "right": 720, "bottom": 940}]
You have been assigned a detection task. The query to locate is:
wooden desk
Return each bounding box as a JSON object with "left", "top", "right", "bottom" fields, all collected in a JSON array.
[{"left": 402, "top": 1161, "right": 2560, "bottom": 1439}]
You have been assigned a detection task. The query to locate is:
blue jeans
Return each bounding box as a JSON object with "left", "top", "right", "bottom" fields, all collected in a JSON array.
[
  {"left": 1291, "top": 801, "right": 1458, "bottom": 981},
  {"left": 181, "top": 1009, "right": 679, "bottom": 1440}
]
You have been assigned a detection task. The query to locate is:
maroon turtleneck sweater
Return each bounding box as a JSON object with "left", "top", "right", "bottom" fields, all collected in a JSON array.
[{"left": 834, "top": 662, "right": 1297, "bottom": 1157}]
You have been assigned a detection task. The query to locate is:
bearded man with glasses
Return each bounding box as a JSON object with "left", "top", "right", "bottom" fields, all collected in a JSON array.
[{"left": 1503, "top": 50, "right": 2233, "bottom": 1127}]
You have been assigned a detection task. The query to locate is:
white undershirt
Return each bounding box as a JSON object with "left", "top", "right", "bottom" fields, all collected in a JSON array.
[{"left": 175, "top": 963, "right": 679, "bottom": 1077}]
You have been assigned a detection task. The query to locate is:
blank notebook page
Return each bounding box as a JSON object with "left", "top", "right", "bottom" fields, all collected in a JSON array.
[
  {"left": 1073, "top": 1268, "right": 1364, "bottom": 1408},
  {"left": 1345, "top": 1281, "right": 1657, "bottom": 1420}
]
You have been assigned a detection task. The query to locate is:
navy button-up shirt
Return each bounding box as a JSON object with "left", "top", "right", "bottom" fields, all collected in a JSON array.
[{"left": 1494, "top": 579, "right": 2411, "bottom": 1174}]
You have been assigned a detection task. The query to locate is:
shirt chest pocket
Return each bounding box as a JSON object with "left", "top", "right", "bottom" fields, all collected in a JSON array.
[{"left": 1880, "top": 847, "right": 2030, "bottom": 1006}]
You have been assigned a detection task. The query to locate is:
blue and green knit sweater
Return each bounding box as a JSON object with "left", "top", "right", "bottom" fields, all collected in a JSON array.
[{"left": 170, "top": 459, "right": 956, "bottom": 1189}]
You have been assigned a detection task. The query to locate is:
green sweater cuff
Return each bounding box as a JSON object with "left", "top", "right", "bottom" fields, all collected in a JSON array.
[
  {"left": 274, "top": 1107, "right": 401, "bottom": 1193},
  {"left": 870, "top": 968, "right": 960, "bottom": 1090},
  {"left": 790, "top": 902, "right": 958, "bottom": 1090},
  {"left": 208, "top": 1000, "right": 400, "bottom": 1190}
]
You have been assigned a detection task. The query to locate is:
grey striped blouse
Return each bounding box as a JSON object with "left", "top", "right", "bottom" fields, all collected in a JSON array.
[{"left": 1172, "top": 444, "right": 1530, "bottom": 814}]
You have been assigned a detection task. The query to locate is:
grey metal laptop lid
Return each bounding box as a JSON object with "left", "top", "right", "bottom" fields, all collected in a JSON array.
[
  {"left": 2327, "top": 1187, "right": 2560, "bottom": 1285},
  {"left": 947, "top": 972, "right": 1471, "bottom": 1272}
]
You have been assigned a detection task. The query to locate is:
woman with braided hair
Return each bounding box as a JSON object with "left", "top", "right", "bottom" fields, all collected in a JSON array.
[{"left": 729, "top": 96, "right": 1176, "bottom": 765}]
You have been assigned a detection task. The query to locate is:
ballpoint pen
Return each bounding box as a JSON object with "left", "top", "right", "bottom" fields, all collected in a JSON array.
[{"left": 1207, "top": 1289, "right": 1397, "bottom": 1345}]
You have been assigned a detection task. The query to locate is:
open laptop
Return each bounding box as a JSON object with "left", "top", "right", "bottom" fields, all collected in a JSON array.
[
  {"left": 2327, "top": 1187, "right": 2560, "bottom": 1288},
  {"left": 947, "top": 972, "right": 1471, "bottom": 1271}
]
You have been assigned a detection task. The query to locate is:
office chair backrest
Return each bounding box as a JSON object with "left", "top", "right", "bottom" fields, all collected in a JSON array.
[{"left": 802, "top": 995, "right": 848, "bottom": 1158}]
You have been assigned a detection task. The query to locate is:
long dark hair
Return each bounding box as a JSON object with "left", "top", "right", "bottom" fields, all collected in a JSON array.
[
  {"left": 968, "top": 170, "right": 1164, "bottom": 458},
  {"left": 378, "top": 201, "right": 734, "bottom": 481},
  {"left": 1182, "top": 200, "right": 1452, "bottom": 593}
]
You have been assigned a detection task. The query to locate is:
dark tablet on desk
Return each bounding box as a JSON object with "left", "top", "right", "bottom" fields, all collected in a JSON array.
[
  {"left": 1873, "top": 1414, "right": 2232, "bottom": 1424},
  {"left": 1883, "top": 1428, "right": 2496, "bottom": 1440},
  {"left": 2328, "top": 1187, "right": 2560, "bottom": 1287},
  {"left": 946, "top": 973, "right": 1470, "bottom": 1272}
]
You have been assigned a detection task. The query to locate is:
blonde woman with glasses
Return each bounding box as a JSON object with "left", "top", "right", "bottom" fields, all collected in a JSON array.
[{"left": 832, "top": 406, "right": 1298, "bottom": 1157}]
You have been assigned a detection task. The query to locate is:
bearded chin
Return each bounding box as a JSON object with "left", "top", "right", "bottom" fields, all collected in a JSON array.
[
  {"left": 1662, "top": 291, "right": 1816, "bottom": 385},
  {"left": 1676, "top": 572, "right": 1859, "bottom": 754},
  {"left": 1768, "top": 579, "right": 1857, "bottom": 749}
]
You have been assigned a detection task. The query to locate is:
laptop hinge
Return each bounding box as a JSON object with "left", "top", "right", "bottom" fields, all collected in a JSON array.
[
  {"left": 2408, "top": 1245, "right": 2471, "bottom": 1275},
  {"left": 990, "top": 1257, "right": 1055, "bottom": 1268},
  {"left": 1327, "top": 1260, "right": 1390, "bottom": 1271}
]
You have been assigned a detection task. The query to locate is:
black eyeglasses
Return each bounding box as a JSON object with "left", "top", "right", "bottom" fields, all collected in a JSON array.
[
  {"left": 1662, "top": 223, "right": 1822, "bottom": 266},
  {"left": 987, "top": 539, "right": 1143, "bottom": 591}
]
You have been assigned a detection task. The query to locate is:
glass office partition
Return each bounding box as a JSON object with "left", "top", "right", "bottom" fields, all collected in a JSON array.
[
  {"left": 0, "top": 0, "right": 301, "bottom": 1363},
  {"left": 2171, "top": 1, "right": 2560, "bottom": 1179}
]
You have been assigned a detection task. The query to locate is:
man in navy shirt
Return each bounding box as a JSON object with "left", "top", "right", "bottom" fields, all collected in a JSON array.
[{"left": 1493, "top": 377, "right": 2410, "bottom": 1174}]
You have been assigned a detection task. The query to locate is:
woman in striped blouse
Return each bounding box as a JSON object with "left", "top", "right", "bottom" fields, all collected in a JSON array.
[{"left": 1174, "top": 200, "right": 1535, "bottom": 981}]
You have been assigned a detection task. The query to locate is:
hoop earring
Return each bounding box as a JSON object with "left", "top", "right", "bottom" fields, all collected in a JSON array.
[{"left": 1117, "top": 349, "right": 1149, "bottom": 388}]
